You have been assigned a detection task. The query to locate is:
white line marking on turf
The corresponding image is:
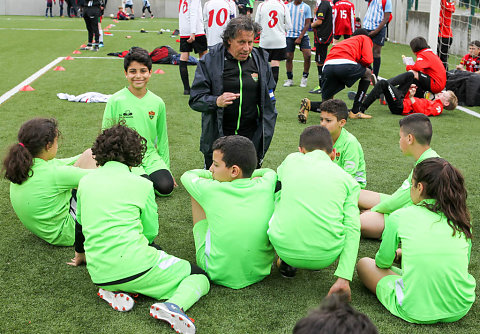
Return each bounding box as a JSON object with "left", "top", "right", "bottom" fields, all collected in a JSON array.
[
  {"left": 456, "top": 106, "right": 480, "bottom": 119},
  {"left": 0, "top": 57, "right": 64, "bottom": 105}
]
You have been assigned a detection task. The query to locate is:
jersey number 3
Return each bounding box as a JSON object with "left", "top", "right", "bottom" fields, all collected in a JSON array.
[
  {"left": 268, "top": 10, "right": 278, "bottom": 28},
  {"left": 208, "top": 8, "right": 228, "bottom": 27}
]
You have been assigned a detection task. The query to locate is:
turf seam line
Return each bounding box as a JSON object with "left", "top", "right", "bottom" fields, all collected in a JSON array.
[{"left": 0, "top": 56, "right": 63, "bottom": 105}]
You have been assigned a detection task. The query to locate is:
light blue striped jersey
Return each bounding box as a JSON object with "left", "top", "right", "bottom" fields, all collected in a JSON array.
[
  {"left": 286, "top": 2, "right": 312, "bottom": 38},
  {"left": 143, "top": 0, "right": 151, "bottom": 6},
  {"left": 363, "top": 0, "right": 392, "bottom": 31}
]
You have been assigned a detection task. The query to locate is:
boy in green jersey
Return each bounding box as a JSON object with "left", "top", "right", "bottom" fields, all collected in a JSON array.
[
  {"left": 70, "top": 125, "right": 209, "bottom": 334},
  {"left": 181, "top": 135, "right": 277, "bottom": 289},
  {"left": 318, "top": 99, "right": 366, "bottom": 188},
  {"left": 359, "top": 113, "right": 439, "bottom": 239},
  {"left": 102, "top": 47, "right": 175, "bottom": 197},
  {"left": 268, "top": 126, "right": 361, "bottom": 301},
  {"left": 357, "top": 158, "right": 475, "bottom": 324}
]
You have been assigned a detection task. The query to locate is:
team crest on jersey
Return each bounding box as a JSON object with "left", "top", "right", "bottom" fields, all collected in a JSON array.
[
  {"left": 335, "top": 151, "right": 340, "bottom": 160},
  {"left": 251, "top": 73, "right": 258, "bottom": 82},
  {"left": 148, "top": 111, "right": 155, "bottom": 119}
]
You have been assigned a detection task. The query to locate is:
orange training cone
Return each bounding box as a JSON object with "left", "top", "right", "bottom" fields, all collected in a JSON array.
[
  {"left": 20, "top": 85, "right": 35, "bottom": 91},
  {"left": 65, "top": 56, "right": 74, "bottom": 60},
  {"left": 80, "top": 44, "right": 87, "bottom": 48},
  {"left": 53, "top": 66, "right": 66, "bottom": 71},
  {"left": 73, "top": 50, "right": 82, "bottom": 54},
  {"left": 154, "top": 69, "right": 165, "bottom": 74}
]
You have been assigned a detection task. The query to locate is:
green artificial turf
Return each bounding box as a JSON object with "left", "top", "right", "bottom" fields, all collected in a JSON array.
[{"left": 0, "top": 16, "right": 479, "bottom": 334}]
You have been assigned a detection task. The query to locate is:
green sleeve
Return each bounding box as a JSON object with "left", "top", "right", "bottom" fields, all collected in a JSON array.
[
  {"left": 371, "top": 173, "right": 412, "bottom": 214},
  {"left": 375, "top": 213, "right": 400, "bottom": 268},
  {"left": 54, "top": 166, "right": 91, "bottom": 190},
  {"left": 341, "top": 144, "right": 366, "bottom": 189},
  {"left": 76, "top": 190, "right": 82, "bottom": 226},
  {"left": 334, "top": 182, "right": 361, "bottom": 281},
  {"left": 156, "top": 100, "right": 170, "bottom": 169},
  {"left": 140, "top": 187, "right": 159, "bottom": 244},
  {"left": 56, "top": 154, "right": 81, "bottom": 166},
  {"left": 102, "top": 98, "right": 116, "bottom": 130},
  {"left": 180, "top": 169, "right": 214, "bottom": 207}
]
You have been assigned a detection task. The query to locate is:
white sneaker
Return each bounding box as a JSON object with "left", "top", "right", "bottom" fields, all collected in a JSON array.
[
  {"left": 283, "top": 79, "right": 294, "bottom": 87},
  {"left": 300, "top": 76, "right": 308, "bottom": 87}
]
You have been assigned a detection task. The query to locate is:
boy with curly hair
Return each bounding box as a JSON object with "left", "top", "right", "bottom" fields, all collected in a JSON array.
[{"left": 70, "top": 124, "right": 209, "bottom": 334}]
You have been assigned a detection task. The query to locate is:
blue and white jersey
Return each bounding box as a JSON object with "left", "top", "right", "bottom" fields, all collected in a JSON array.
[
  {"left": 143, "top": 0, "right": 151, "bottom": 6},
  {"left": 125, "top": 0, "right": 134, "bottom": 6},
  {"left": 363, "top": 0, "right": 391, "bottom": 30},
  {"left": 286, "top": 2, "right": 312, "bottom": 38}
]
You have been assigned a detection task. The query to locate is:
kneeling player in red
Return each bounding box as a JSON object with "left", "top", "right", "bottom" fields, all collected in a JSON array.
[{"left": 69, "top": 124, "right": 209, "bottom": 334}]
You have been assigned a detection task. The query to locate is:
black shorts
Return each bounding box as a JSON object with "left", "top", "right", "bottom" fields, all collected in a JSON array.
[
  {"left": 125, "top": 4, "right": 133, "bottom": 8},
  {"left": 314, "top": 43, "right": 329, "bottom": 65},
  {"left": 261, "top": 47, "right": 287, "bottom": 61},
  {"left": 180, "top": 35, "right": 208, "bottom": 54},
  {"left": 321, "top": 63, "right": 366, "bottom": 100},
  {"left": 367, "top": 27, "right": 386, "bottom": 46},
  {"left": 333, "top": 34, "right": 351, "bottom": 40}
]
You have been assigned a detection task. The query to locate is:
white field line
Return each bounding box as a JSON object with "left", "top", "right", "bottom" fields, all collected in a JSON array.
[
  {"left": 0, "top": 56, "right": 64, "bottom": 105},
  {"left": 456, "top": 106, "right": 480, "bottom": 118}
]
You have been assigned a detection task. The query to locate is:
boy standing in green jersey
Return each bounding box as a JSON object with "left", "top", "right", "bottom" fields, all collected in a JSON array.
[
  {"left": 359, "top": 113, "right": 439, "bottom": 239},
  {"left": 181, "top": 135, "right": 277, "bottom": 289},
  {"left": 318, "top": 99, "right": 367, "bottom": 189},
  {"left": 268, "top": 126, "right": 361, "bottom": 301},
  {"left": 70, "top": 125, "right": 209, "bottom": 334},
  {"left": 102, "top": 47, "right": 175, "bottom": 197}
]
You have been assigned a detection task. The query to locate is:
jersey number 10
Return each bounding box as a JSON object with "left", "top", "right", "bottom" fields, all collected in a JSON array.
[{"left": 208, "top": 8, "right": 228, "bottom": 27}]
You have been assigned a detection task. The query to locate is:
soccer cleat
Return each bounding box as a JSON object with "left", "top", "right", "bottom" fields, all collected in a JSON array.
[
  {"left": 93, "top": 45, "right": 99, "bottom": 52},
  {"left": 150, "top": 302, "right": 196, "bottom": 334},
  {"left": 97, "top": 288, "right": 135, "bottom": 312},
  {"left": 99, "top": 42, "right": 104, "bottom": 48},
  {"left": 277, "top": 258, "right": 297, "bottom": 278},
  {"left": 347, "top": 91, "right": 356, "bottom": 100},
  {"left": 298, "top": 98, "right": 310, "bottom": 124},
  {"left": 80, "top": 45, "right": 93, "bottom": 51},
  {"left": 300, "top": 76, "right": 308, "bottom": 88},
  {"left": 309, "top": 86, "right": 322, "bottom": 94},
  {"left": 142, "top": 14, "right": 146, "bottom": 18},
  {"left": 348, "top": 111, "right": 372, "bottom": 119},
  {"left": 379, "top": 94, "right": 386, "bottom": 105},
  {"left": 283, "top": 79, "right": 293, "bottom": 87},
  {"left": 370, "top": 73, "right": 377, "bottom": 86}
]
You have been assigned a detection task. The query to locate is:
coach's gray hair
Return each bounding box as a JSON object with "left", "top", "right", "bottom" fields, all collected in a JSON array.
[{"left": 222, "top": 16, "right": 261, "bottom": 48}]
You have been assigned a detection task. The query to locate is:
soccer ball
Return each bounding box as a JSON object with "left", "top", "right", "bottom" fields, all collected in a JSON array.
[{"left": 109, "top": 13, "right": 114, "bottom": 18}]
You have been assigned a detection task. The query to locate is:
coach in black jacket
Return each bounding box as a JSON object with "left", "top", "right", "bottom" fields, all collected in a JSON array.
[{"left": 189, "top": 16, "right": 278, "bottom": 168}]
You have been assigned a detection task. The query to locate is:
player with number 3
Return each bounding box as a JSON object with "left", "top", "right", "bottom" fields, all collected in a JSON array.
[{"left": 255, "top": 0, "right": 293, "bottom": 85}]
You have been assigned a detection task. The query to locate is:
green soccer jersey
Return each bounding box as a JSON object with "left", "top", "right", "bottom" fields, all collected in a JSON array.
[
  {"left": 77, "top": 161, "right": 160, "bottom": 284},
  {"left": 181, "top": 168, "right": 277, "bottom": 289},
  {"left": 9, "top": 156, "right": 89, "bottom": 246},
  {"left": 372, "top": 148, "right": 439, "bottom": 214},
  {"left": 375, "top": 201, "right": 475, "bottom": 322},
  {"left": 102, "top": 87, "right": 170, "bottom": 173},
  {"left": 333, "top": 128, "right": 367, "bottom": 189},
  {"left": 268, "top": 150, "right": 361, "bottom": 281}
]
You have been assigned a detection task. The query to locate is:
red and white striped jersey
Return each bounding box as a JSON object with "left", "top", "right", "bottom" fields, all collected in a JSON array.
[
  {"left": 178, "top": 0, "right": 205, "bottom": 37},
  {"left": 203, "top": 0, "right": 236, "bottom": 47},
  {"left": 255, "top": 0, "right": 292, "bottom": 49}
]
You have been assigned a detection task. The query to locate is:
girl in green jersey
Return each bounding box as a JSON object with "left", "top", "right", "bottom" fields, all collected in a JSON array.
[
  {"left": 357, "top": 158, "right": 475, "bottom": 324},
  {"left": 3, "top": 118, "right": 94, "bottom": 245}
]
